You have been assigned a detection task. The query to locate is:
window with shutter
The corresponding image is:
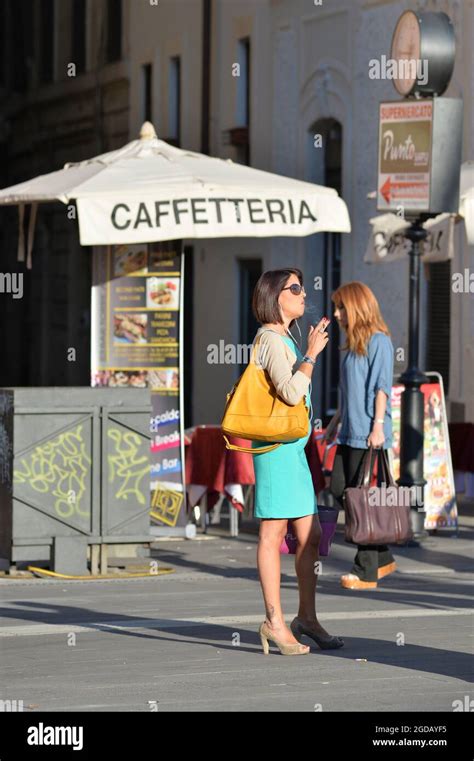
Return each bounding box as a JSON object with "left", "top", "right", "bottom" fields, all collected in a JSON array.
[{"left": 238, "top": 258, "right": 262, "bottom": 375}]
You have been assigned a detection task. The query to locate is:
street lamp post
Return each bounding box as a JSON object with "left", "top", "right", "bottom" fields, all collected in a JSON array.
[
  {"left": 381, "top": 10, "right": 461, "bottom": 540},
  {"left": 397, "top": 218, "right": 430, "bottom": 539}
]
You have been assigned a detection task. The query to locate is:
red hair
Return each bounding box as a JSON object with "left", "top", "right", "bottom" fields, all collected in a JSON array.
[{"left": 331, "top": 282, "right": 390, "bottom": 356}]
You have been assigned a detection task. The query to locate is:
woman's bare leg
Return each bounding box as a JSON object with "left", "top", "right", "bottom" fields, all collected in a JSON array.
[
  {"left": 257, "top": 518, "right": 302, "bottom": 644},
  {"left": 292, "top": 513, "right": 333, "bottom": 637}
]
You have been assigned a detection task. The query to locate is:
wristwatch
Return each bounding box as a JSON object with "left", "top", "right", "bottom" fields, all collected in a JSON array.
[
  {"left": 302, "top": 355, "right": 316, "bottom": 366},
  {"left": 375, "top": 418, "right": 385, "bottom": 424}
]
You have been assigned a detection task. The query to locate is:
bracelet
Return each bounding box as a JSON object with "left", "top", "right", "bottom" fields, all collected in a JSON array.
[
  {"left": 302, "top": 355, "right": 316, "bottom": 366},
  {"left": 375, "top": 418, "right": 385, "bottom": 424}
]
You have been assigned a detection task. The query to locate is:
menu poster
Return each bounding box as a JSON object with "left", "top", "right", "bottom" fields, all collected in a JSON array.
[
  {"left": 149, "top": 245, "right": 185, "bottom": 528},
  {"left": 91, "top": 241, "right": 187, "bottom": 528},
  {"left": 91, "top": 243, "right": 181, "bottom": 384},
  {"left": 391, "top": 373, "right": 458, "bottom": 529}
]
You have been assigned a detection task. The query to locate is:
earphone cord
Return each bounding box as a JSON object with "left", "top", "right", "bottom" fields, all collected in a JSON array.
[{"left": 285, "top": 318, "right": 302, "bottom": 350}]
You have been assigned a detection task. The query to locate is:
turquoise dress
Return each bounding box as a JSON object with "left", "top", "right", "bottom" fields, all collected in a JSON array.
[{"left": 251, "top": 335, "right": 318, "bottom": 520}]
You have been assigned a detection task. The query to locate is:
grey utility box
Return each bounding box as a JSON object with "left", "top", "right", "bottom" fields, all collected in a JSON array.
[{"left": 0, "top": 387, "right": 152, "bottom": 568}]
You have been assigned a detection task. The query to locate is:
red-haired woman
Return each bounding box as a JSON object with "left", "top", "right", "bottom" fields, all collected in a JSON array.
[{"left": 326, "top": 282, "right": 397, "bottom": 589}]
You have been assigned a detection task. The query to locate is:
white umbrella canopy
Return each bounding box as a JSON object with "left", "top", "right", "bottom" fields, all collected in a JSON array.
[
  {"left": 460, "top": 160, "right": 474, "bottom": 246},
  {"left": 0, "top": 122, "right": 350, "bottom": 247},
  {"left": 365, "top": 160, "right": 474, "bottom": 252}
]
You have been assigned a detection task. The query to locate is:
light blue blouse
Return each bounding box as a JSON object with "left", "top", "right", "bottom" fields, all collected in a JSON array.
[{"left": 337, "top": 332, "right": 394, "bottom": 449}]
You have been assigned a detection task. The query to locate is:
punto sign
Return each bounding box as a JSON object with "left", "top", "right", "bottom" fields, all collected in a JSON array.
[
  {"left": 377, "top": 98, "right": 463, "bottom": 215},
  {"left": 377, "top": 100, "right": 433, "bottom": 212}
]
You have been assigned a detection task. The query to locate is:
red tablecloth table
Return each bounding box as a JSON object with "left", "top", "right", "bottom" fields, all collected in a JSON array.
[
  {"left": 184, "top": 426, "right": 332, "bottom": 513},
  {"left": 185, "top": 426, "right": 254, "bottom": 512}
]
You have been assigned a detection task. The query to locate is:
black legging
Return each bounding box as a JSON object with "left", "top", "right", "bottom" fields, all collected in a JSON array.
[{"left": 330, "top": 445, "right": 394, "bottom": 582}]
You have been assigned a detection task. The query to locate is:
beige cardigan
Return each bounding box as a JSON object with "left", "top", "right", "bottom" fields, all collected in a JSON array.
[{"left": 252, "top": 326, "right": 310, "bottom": 406}]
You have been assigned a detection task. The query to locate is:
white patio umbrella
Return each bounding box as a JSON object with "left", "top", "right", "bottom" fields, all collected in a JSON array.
[
  {"left": 0, "top": 123, "right": 351, "bottom": 525},
  {"left": 460, "top": 160, "right": 474, "bottom": 246},
  {"left": 0, "top": 122, "right": 350, "bottom": 265}
]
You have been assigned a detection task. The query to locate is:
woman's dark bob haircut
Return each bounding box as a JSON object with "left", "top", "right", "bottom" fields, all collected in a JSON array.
[{"left": 252, "top": 268, "right": 303, "bottom": 326}]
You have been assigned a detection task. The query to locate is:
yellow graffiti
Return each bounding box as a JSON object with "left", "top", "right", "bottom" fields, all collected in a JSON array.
[
  {"left": 150, "top": 487, "right": 184, "bottom": 527},
  {"left": 14, "top": 426, "right": 91, "bottom": 518},
  {"left": 107, "top": 429, "right": 149, "bottom": 505}
]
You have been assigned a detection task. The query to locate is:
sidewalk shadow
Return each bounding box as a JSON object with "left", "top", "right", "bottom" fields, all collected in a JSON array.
[
  {"left": 1, "top": 597, "right": 472, "bottom": 683},
  {"left": 329, "top": 528, "right": 474, "bottom": 576},
  {"left": 307, "top": 573, "right": 474, "bottom": 614},
  {"left": 149, "top": 527, "right": 473, "bottom": 581}
]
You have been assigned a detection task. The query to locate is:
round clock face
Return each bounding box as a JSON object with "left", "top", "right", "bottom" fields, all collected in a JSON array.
[{"left": 390, "top": 10, "right": 421, "bottom": 96}]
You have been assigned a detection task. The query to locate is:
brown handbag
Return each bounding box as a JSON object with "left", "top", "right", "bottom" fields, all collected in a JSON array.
[{"left": 343, "top": 447, "right": 413, "bottom": 545}]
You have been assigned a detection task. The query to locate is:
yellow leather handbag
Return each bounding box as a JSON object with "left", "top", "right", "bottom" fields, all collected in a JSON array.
[{"left": 221, "top": 334, "right": 310, "bottom": 454}]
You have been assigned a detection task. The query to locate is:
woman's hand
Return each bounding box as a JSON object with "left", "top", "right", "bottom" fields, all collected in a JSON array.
[
  {"left": 306, "top": 317, "right": 330, "bottom": 360},
  {"left": 367, "top": 422, "right": 385, "bottom": 448}
]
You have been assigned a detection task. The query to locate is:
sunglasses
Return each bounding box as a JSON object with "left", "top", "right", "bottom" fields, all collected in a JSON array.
[{"left": 281, "top": 284, "right": 306, "bottom": 296}]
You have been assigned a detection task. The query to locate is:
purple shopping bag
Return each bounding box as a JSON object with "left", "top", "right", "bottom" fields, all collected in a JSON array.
[{"left": 279, "top": 508, "right": 338, "bottom": 556}]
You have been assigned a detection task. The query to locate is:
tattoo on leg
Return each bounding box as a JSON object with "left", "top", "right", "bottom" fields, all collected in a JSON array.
[{"left": 266, "top": 604, "right": 275, "bottom": 621}]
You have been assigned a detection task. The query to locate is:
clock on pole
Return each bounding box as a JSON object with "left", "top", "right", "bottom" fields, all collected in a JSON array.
[{"left": 390, "top": 10, "right": 456, "bottom": 97}]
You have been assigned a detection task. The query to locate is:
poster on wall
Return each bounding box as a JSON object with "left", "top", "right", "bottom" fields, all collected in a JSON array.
[
  {"left": 91, "top": 241, "right": 187, "bottom": 528},
  {"left": 391, "top": 373, "right": 458, "bottom": 529}
]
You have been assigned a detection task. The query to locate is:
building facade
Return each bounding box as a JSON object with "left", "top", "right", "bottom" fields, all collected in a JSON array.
[
  {"left": 1, "top": 0, "right": 473, "bottom": 425},
  {"left": 0, "top": 0, "right": 131, "bottom": 386}
]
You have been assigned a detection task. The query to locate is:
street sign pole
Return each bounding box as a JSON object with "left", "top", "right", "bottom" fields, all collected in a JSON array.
[
  {"left": 377, "top": 10, "right": 462, "bottom": 543},
  {"left": 397, "top": 218, "right": 430, "bottom": 539}
]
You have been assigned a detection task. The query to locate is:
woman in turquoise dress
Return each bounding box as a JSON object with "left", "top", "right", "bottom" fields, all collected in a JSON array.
[
  {"left": 251, "top": 337, "right": 316, "bottom": 519},
  {"left": 251, "top": 268, "right": 344, "bottom": 656}
]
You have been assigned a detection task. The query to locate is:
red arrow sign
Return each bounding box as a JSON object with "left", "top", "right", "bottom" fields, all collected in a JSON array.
[
  {"left": 380, "top": 177, "right": 427, "bottom": 204},
  {"left": 380, "top": 178, "right": 392, "bottom": 204}
]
